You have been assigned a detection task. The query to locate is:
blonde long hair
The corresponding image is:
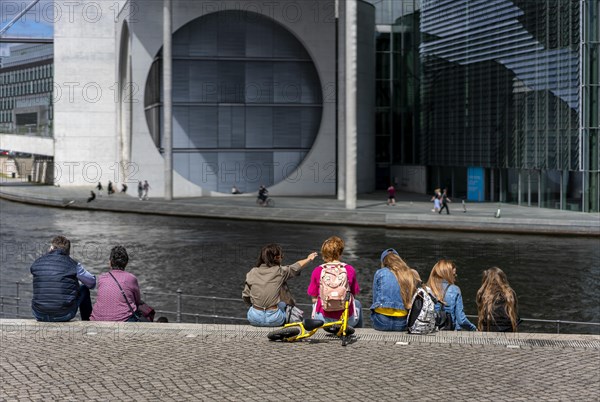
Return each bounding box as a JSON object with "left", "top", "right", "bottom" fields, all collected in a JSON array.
[
  {"left": 476, "top": 267, "right": 519, "bottom": 332},
  {"left": 382, "top": 253, "right": 418, "bottom": 309},
  {"left": 426, "top": 259, "right": 456, "bottom": 303}
]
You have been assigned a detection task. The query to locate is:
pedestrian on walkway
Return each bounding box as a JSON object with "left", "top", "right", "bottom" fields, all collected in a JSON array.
[
  {"left": 476, "top": 267, "right": 521, "bottom": 332},
  {"left": 242, "top": 244, "right": 317, "bottom": 327},
  {"left": 87, "top": 191, "right": 96, "bottom": 203},
  {"left": 96, "top": 182, "right": 103, "bottom": 197},
  {"left": 142, "top": 180, "right": 150, "bottom": 200},
  {"left": 371, "top": 248, "right": 420, "bottom": 331},
  {"left": 439, "top": 188, "right": 451, "bottom": 215},
  {"left": 387, "top": 184, "right": 396, "bottom": 206},
  {"left": 426, "top": 259, "right": 476, "bottom": 331},
  {"left": 431, "top": 188, "right": 441, "bottom": 213},
  {"left": 91, "top": 246, "right": 146, "bottom": 322},
  {"left": 107, "top": 181, "right": 115, "bottom": 196},
  {"left": 121, "top": 183, "right": 128, "bottom": 193},
  {"left": 307, "top": 236, "right": 363, "bottom": 328},
  {"left": 30, "top": 235, "right": 96, "bottom": 321},
  {"left": 137, "top": 181, "right": 143, "bottom": 200}
]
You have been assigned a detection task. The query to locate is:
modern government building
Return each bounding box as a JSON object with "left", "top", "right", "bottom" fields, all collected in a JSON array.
[{"left": 3, "top": 0, "right": 598, "bottom": 212}]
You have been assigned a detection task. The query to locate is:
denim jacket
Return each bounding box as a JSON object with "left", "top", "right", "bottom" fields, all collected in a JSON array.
[
  {"left": 435, "top": 281, "right": 476, "bottom": 331},
  {"left": 370, "top": 268, "right": 406, "bottom": 311}
]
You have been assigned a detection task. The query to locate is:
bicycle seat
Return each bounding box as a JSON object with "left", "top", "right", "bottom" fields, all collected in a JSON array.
[{"left": 303, "top": 319, "right": 324, "bottom": 331}]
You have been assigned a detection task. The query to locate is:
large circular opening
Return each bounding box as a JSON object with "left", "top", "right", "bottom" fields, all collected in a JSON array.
[{"left": 144, "top": 10, "right": 323, "bottom": 193}]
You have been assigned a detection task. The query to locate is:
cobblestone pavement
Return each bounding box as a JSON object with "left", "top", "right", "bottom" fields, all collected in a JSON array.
[{"left": 1, "top": 320, "right": 599, "bottom": 401}]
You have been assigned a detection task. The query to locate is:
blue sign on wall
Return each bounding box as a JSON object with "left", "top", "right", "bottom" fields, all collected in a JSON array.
[{"left": 467, "top": 167, "right": 485, "bottom": 201}]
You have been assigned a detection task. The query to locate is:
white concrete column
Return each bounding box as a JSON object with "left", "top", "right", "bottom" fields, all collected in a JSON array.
[
  {"left": 163, "top": 0, "right": 173, "bottom": 200},
  {"left": 344, "top": 0, "right": 357, "bottom": 209},
  {"left": 337, "top": 0, "right": 346, "bottom": 201}
]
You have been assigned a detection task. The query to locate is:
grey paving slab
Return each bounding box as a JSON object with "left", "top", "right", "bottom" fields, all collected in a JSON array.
[
  {"left": 0, "top": 181, "right": 598, "bottom": 236},
  {"left": 1, "top": 320, "right": 599, "bottom": 401}
]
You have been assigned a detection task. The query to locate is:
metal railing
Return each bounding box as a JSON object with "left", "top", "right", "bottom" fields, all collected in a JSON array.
[{"left": 2, "top": 282, "right": 599, "bottom": 334}]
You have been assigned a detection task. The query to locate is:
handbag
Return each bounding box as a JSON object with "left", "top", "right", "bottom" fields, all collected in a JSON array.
[{"left": 108, "top": 271, "right": 150, "bottom": 322}]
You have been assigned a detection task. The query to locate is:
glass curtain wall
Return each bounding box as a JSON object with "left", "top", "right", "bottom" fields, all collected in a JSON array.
[
  {"left": 582, "top": 0, "right": 599, "bottom": 212},
  {"left": 420, "top": 0, "right": 587, "bottom": 210},
  {"left": 367, "top": 0, "right": 420, "bottom": 189}
]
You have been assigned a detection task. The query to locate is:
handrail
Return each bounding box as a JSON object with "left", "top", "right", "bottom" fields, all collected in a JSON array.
[{"left": 2, "top": 282, "right": 599, "bottom": 333}]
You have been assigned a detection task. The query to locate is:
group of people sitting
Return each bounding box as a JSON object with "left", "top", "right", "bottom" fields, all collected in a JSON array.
[
  {"left": 31, "top": 234, "right": 518, "bottom": 333},
  {"left": 30, "top": 236, "right": 155, "bottom": 323},
  {"left": 242, "top": 236, "right": 520, "bottom": 333}
]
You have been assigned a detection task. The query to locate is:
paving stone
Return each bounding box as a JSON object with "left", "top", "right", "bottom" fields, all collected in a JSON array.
[{"left": 1, "top": 320, "right": 599, "bottom": 400}]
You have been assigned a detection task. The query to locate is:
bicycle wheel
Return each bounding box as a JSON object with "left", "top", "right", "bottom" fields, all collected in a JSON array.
[
  {"left": 267, "top": 327, "right": 300, "bottom": 341},
  {"left": 324, "top": 325, "right": 355, "bottom": 335},
  {"left": 266, "top": 198, "right": 274, "bottom": 207}
]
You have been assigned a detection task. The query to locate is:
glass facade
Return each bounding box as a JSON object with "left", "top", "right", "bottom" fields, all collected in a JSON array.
[
  {"left": 144, "top": 11, "right": 323, "bottom": 194},
  {"left": 417, "top": 0, "right": 598, "bottom": 211},
  {"left": 367, "top": 0, "right": 421, "bottom": 188}
]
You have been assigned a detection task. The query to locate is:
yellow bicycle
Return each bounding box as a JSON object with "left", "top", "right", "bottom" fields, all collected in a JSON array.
[{"left": 267, "top": 293, "right": 355, "bottom": 346}]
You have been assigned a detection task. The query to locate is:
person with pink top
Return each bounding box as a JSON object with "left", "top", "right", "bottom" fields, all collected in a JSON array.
[
  {"left": 307, "top": 236, "right": 363, "bottom": 327},
  {"left": 91, "top": 246, "right": 142, "bottom": 322}
]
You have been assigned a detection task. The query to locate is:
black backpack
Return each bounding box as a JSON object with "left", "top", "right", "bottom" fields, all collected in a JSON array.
[{"left": 435, "top": 285, "right": 455, "bottom": 331}]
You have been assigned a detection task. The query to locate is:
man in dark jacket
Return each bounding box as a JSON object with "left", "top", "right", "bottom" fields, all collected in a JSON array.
[{"left": 30, "top": 236, "right": 96, "bottom": 321}]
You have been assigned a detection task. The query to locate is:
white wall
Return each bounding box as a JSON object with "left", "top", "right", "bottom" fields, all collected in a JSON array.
[
  {"left": 125, "top": 0, "right": 338, "bottom": 197},
  {"left": 53, "top": 1, "right": 126, "bottom": 187},
  {"left": 0, "top": 134, "right": 53, "bottom": 156}
]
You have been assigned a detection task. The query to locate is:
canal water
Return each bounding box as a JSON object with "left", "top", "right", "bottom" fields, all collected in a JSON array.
[{"left": 1, "top": 199, "right": 598, "bottom": 333}]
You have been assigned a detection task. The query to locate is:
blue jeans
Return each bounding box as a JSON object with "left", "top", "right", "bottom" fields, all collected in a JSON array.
[
  {"left": 313, "top": 299, "right": 363, "bottom": 328},
  {"left": 247, "top": 302, "right": 286, "bottom": 327},
  {"left": 33, "top": 285, "right": 92, "bottom": 322},
  {"left": 371, "top": 312, "right": 407, "bottom": 331}
]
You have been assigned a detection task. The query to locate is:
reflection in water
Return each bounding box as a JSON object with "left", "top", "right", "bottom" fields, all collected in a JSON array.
[{"left": 1, "top": 199, "right": 598, "bottom": 333}]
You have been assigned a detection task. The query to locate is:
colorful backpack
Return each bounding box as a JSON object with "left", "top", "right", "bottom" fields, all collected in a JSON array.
[
  {"left": 407, "top": 286, "right": 438, "bottom": 334},
  {"left": 319, "top": 263, "right": 349, "bottom": 311}
]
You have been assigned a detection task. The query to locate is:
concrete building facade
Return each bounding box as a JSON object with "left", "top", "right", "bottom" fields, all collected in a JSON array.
[
  {"left": 52, "top": 0, "right": 375, "bottom": 198},
  {"left": 0, "top": 43, "right": 53, "bottom": 137}
]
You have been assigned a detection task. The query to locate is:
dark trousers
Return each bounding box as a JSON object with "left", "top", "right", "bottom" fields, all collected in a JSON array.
[
  {"left": 77, "top": 285, "right": 92, "bottom": 320},
  {"left": 439, "top": 203, "right": 450, "bottom": 214},
  {"left": 32, "top": 285, "right": 92, "bottom": 322}
]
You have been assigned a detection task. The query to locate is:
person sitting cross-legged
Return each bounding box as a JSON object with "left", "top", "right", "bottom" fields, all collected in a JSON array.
[{"left": 242, "top": 244, "right": 317, "bottom": 327}]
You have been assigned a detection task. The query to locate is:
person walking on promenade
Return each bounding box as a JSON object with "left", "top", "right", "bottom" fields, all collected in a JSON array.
[
  {"left": 439, "top": 188, "right": 451, "bottom": 215},
  {"left": 137, "top": 181, "right": 143, "bottom": 200},
  {"left": 371, "top": 248, "right": 420, "bottom": 331},
  {"left": 30, "top": 235, "right": 96, "bottom": 321},
  {"left": 91, "top": 246, "right": 146, "bottom": 322},
  {"left": 87, "top": 191, "right": 96, "bottom": 203},
  {"left": 426, "top": 259, "right": 476, "bottom": 331},
  {"left": 242, "top": 244, "right": 318, "bottom": 327},
  {"left": 476, "top": 267, "right": 521, "bottom": 332},
  {"left": 142, "top": 180, "right": 150, "bottom": 200},
  {"left": 121, "top": 183, "right": 128, "bottom": 193},
  {"left": 107, "top": 181, "right": 115, "bottom": 196},
  {"left": 96, "top": 181, "right": 103, "bottom": 197},
  {"left": 431, "top": 188, "right": 441, "bottom": 213},
  {"left": 307, "top": 236, "right": 363, "bottom": 328},
  {"left": 387, "top": 184, "right": 396, "bottom": 206}
]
